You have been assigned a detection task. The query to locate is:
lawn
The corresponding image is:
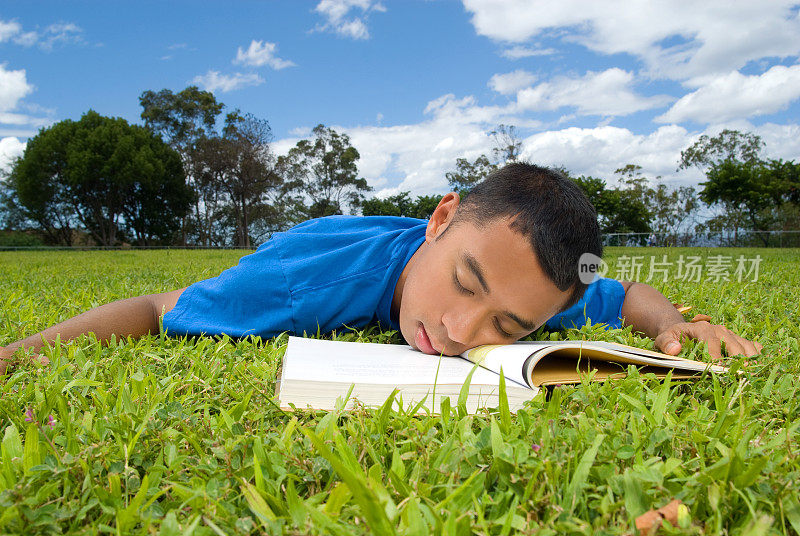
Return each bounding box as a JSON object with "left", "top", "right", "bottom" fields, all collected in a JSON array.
[{"left": 1, "top": 248, "right": 799, "bottom": 535}]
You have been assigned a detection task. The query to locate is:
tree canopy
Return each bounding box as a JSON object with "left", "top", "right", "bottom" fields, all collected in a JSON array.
[
  {"left": 678, "top": 129, "right": 800, "bottom": 243},
  {"left": 361, "top": 192, "right": 440, "bottom": 219},
  {"left": 678, "top": 129, "right": 765, "bottom": 171},
  {"left": 278, "top": 124, "right": 371, "bottom": 221},
  {"left": 6, "top": 110, "right": 191, "bottom": 246}
]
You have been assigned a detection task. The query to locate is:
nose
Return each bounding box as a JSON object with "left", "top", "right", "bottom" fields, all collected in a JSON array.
[{"left": 441, "top": 308, "right": 484, "bottom": 350}]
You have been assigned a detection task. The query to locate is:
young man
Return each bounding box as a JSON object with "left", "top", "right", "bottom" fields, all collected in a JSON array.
[{"left": 0, "top": 164, "right": 761, "bottom": 375}]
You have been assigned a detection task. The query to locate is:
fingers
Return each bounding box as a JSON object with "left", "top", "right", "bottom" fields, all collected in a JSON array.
[
  {"left": 654, "top": 330, "right": 682, "bottom": 355},
  {"left": 720, "top": 336, "right": 746, "bottom": 360},
  {"left": 659, "top": 321, "right": 763, "bottom": 361},
  {"left": 0, "top": 350, "right": 50, "bottom": 375},
  {"left": 705, "top": 330, "right": 723, "bottom": 361}
]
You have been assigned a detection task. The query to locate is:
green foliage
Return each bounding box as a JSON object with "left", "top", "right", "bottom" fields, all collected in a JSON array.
[
  {"left": 678, "top": 129, "right": 765, "bottom": 172},
  {"left": 569, "top": 166, "right": 702, "bottom": 236},
  {"left": 0, "top": 248, "right": 799, "bottom": 534},
  {"left": 445, "top": 154, "right": 497, "bottom": 193},
  {"left": 677, "top": 130, "right": 800, "bottom": 239},
  {"left": 361, "top": 192, "right": 440, "bottom": 219},
  {"left": 278, "top": 125, "right": 371, "bottom": 221},
  {"left": 570, "top": 170, "right": 652, "bottom": 234},
  {"left": 139, "top": 86, "right": 224, "bottom": 148},
  {"left": 190, "top": 112, "right": 284, "bottom": 248},
  {"left": 6, "top": 111, "right": 192, "bottom": 246},
  {"left": 0, "top": 231, "right": 43, "bottom": 248},
  {"left": 701, "top": 159, "right": 800, "bottom": 242}
]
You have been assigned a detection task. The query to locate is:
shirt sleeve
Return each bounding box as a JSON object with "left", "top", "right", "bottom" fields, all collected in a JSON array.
[
  {"left": 544, "top": 277, "right": 626, "bottom": 330},
  {"left": 161, "top": 234, "right": 294, "bottom": 339}
]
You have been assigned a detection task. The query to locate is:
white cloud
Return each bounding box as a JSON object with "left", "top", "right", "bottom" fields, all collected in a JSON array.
[
  {"left": 656, "top": 65, "right": 800, "bottom": 124},
  {"left": 501, "top": 46, "right": 556, "bottom": 59},
  {"left": 274, "top": 90, "right": 551, "bottom": 197},
  {"left": 0, "top": 18, "right": 84, "bottom": 50},
  {"left": 277, "top": 119, "right": 701, "bottom": 197},
  {"left": 753, "top": 122, "right": 800, "bottom": 162},
  {"left": 488, "top": 69, "right": 537, "bottom": 95},
  {"left": 0, "top": 64, "right": 34, "bottom": 112},
  {"left": 38, "top": 22, "right": 84, "bottom": 50},
  {"left": 313, "top": 0, "right": 385, "bottom": 40},
  {"left": 0, "top": 136, "right": 25, "bottom": 174},
  {"left": 0, "top": 20, "right": 22, "bottom": 42},
  {"left": 191, "top": 70, "right": 264, "bottom": 93},
  {"left": 234, "top": 40, "right": 295, "bottom": 69},
  {"left": 518, "top": 124, "right": 693, "bottom": 184},
  {"left": 0, "top": 112, "right": 50, "bottom": 127},
  {"left": 462, "top": 0, "right": 800, "bottom": 81},
  {"left": 274, "top": 77, "right": 799, "bottom": 198},
  {"left": 515, "top": 68, "right": 673, "bottom": 116}
]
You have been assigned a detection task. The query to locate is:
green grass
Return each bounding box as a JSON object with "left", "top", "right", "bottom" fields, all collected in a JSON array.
[{"left": 1, "top": 248, "right": 799, "bottom": 535}]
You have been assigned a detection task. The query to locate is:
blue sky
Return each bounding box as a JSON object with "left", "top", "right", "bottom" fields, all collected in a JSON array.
[{"left": 2, "top": 0, "right": 799, "bottom": 197}]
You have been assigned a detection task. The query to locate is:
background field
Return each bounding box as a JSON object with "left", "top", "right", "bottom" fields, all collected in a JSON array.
[{"left": 1, "top": 248, "right": 799, "bottom": 535}]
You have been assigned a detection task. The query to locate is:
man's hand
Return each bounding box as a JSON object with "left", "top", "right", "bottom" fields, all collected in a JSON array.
[
  {"left": 0, "top": 346, "right": 10, "bottom": 376},
  {"left": 0, "top": 288, "right": 185, "bottom": 380},
  {"left": 0, "top": 345, "right": 50, "bottom": 377},
  {"left": 619, "top": 281, "right": 763, "bottom": 361},
  {"left": 654, "top": 320, "right": 763, "bottom": 360}
]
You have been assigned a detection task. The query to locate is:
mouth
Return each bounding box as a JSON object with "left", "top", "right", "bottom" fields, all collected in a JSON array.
[{"left": 414, "top": 322, "right": 439, "bottom": 355}]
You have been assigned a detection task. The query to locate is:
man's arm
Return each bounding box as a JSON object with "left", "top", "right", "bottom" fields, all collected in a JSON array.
[
  {"left": 618, "top": 280, "right": 762, "bottom": 360},
  {"left": 0, "top": 288, "right": 186, "bottom": 375}
]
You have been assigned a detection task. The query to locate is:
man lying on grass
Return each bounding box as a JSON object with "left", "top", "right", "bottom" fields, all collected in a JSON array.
[{"left": 0, "top": 163, "right": 762, "bottom": 376}]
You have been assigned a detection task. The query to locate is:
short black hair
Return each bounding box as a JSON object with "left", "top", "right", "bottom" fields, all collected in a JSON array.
[{"left": 452, "top": 162, "right": 602, "bottom": 311}]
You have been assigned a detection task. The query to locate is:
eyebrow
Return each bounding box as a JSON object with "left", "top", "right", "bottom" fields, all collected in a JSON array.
[
  {"left": 505, "top": 311, "right": 537, "bottom": 332},
  {"left": 461, "top": 252, "right": 538, "bottom": 332}
]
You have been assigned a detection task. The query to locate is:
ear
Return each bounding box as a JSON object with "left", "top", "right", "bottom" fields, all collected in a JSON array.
[{"left": 426, "top": 192, "right": 460, "bottom": 242}]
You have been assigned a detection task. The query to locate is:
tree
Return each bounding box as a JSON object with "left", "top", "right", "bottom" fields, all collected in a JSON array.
[
  {"left": 443, "top": 124, "right": 522, "bottom": 195},
  {"left": 597, "top": 188, "right": 652, "bottom": 234},
  {"left": 6, "top": 110, "right": 191, "bottom": 246},
  {"left": 140, "top": 86, "right": 225, "bottom": 245},
  {"left": 489, "top": 124, "right": 522, "bottom": 164},
  {"left": 361, "top": 192, "right": 413, "bottom": 217},
  {"left": 568, "top": 169, "right": 653, "bottom": 235},
  {"left": 677, "top": 131, "right": 800, "bottom": 242},
  {"left": 570, "top": 174, "right": 606, "bottom": 212},
  {"left": 191, "top": 112, "right": 284, "bottom": 247},
  {"left": 361, "top": 192, "right": 441, "bottom": 219},
  {"left": 678, "top": 129, "right": 765, "bottom": 171},
  {"left": 278, "top": 125, "right": 371, "bottom": 222},
  {"left": 445, "top": 155, "right": 497, "bottom": 192},
  {"left": 614, "top": 165, "right": 700, "bottom": 238},
  {"left": 140, "top": 86, "right": 223, "bottom": 147},
  {"left": 700, "top": 159, "right": 796, "bottom": 245},
  {"left": 648, "top": 182, "right": 700, "bottom": 238}
]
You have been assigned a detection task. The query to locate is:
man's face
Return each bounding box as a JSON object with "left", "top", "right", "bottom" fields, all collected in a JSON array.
[{"left": 393, "top": 193, "right": 573, "bottom": 356}]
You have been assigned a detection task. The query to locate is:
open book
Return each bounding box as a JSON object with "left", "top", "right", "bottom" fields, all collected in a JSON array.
[{"left": 277, "top": 336, "right": 726, "bottom": 414}]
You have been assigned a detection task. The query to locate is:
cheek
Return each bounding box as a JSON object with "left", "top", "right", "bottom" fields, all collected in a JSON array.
[{"left": 403, "top": 273, "right": 440, "bottom": 320}]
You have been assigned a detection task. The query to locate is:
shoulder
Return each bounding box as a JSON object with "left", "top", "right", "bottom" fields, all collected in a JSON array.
[{"left": 284, "top": 215, "right": 427, "bottom": 237}]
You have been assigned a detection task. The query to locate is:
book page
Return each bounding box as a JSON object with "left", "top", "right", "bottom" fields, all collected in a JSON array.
[
  {"left": 517, "top": 341, "right": 725, "bottom": 373},
  {"left": 282, "top": 337, "right": 529, "bottom": 388},
  {"left": 461, "top": 344, "right": 536, "bottom": 387},
  {"left": 461, "top": 340, "right": 726, "bottom": 388}
]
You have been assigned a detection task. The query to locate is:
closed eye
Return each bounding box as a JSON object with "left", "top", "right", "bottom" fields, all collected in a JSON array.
[
  {"left": 493, "top": 317, "right": 513, "bottom": 338},
  {"left": 453, "top": 270, "right": 474, "bottom": 296}
]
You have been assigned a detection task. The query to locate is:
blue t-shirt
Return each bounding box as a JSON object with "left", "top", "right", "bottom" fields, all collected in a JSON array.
[{"left": 162, "top": 215, "right": 626, "bottom": 339}]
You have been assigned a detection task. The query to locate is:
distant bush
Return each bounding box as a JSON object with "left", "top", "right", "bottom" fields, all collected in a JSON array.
[{"left": 0, "top": 230, "right": 44, "bottom": 248}]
